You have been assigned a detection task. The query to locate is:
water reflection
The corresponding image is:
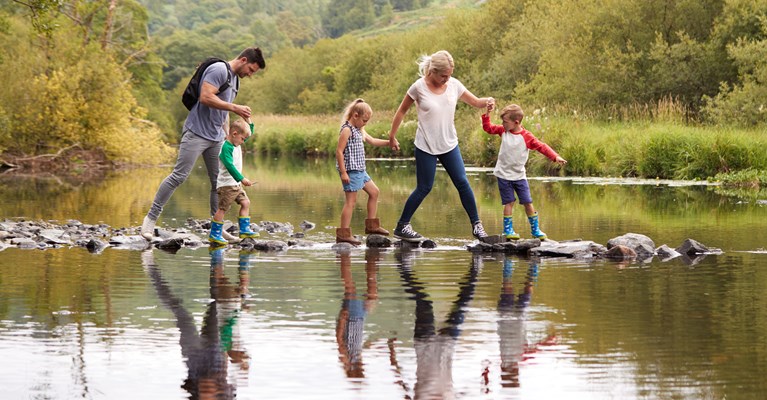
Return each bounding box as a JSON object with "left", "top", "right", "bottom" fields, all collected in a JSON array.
[
  {"left": 143, "top": 249, "right": 251, "bottom": 399},
  {"left": 496, "top": 257, "right": 557, "bottom": 389},
  {"left": 394, "top": 249, "right": 481, "bottom": 399},
  {"left": 335, "top": 249, "right": 380, "bottom": 379}
]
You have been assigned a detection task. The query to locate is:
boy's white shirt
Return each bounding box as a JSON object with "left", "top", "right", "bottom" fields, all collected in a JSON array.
[
  {"left": 217, "top": 140, "right": 243, "bottom": 188},
  {"left": 494, "top": 131, "right": 529, "bottom": 181}
]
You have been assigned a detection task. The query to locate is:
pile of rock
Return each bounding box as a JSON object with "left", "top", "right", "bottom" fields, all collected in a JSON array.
[
  {"left": 466, "top": 232, "right": 722, "bottom": 264},
  {"left": 0, "top": 218, "right": 314, "bottom": 253},
  {"left": 0, "top": 218, "right": 722, "bottom": 265}
]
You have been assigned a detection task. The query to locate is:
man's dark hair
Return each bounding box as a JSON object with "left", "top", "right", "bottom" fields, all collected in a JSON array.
[{"left": 239, "top": 47, "right": 265, "bottom": 69}]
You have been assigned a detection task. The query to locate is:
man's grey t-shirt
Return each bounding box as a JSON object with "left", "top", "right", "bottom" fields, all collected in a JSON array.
[{"left": 183, "top": 62, "right": 239, "bottom": 142}]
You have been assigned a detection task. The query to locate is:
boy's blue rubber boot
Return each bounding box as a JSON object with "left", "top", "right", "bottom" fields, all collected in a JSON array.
[
  {"left": 503, "top": 216, "right": 520, "bottom": 240},
  {"left": 238, "top": 216, "right": 259, "bottom": 238},
  {"left": 528, "top": 212, "right": 547, "bottom": 239},
  {"left": 209, "top": 220, "right": 228, "bottom": 245}
]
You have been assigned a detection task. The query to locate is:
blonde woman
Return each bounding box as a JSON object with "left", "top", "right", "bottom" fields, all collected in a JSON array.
[{"left": 388, "top": 50, "right": 494, "bottom": 242}]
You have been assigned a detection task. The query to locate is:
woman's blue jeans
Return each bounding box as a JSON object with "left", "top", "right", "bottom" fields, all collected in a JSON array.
[{"left": 398, "top": 145, "right": 479, "bottom": 226}]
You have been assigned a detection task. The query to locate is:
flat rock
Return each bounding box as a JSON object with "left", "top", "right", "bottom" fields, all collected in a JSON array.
[
  {"left": 607, "top": 233, "right": 655, "bottom": 251},
  {"left": 530, "top": 239, "right": 607, "bottom": 258}
]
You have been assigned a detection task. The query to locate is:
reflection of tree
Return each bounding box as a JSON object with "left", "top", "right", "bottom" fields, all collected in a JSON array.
[
  {"left": 394, "top": 250, "right": 482, "bottom": 399},
  {"left": 335, "top": 249, "right": 379, "bottom": 379},
  {"left": 497, "top": 257, "right": 556, "bottom": 389},
  {"left": 142, "top": 249, "right": 251, "bottom": 399}
]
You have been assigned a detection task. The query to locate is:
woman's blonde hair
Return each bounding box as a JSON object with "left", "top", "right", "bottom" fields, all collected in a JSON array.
[
  {"left": 341, "top": 98, "right": 373, "bottom": 125},
  {"left": 417, "top": 50, "right": 454, "bottom": 78}
]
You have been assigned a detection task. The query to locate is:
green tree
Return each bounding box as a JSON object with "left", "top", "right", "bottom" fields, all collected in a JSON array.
[
  {"left": 323, "top": 0, "right": 375, "bottom": 38},
  {"left": 4, "top": 0, "right": 62, "bottom": 36},
  {"left": 647, "top": 32, "right": 723, "bottom": 113},
  {"left": 0, "top": 5, "right": 172, "bottom": 163},
  {"left": 703, "top": 25, "right": 767, "bottom": 125}
]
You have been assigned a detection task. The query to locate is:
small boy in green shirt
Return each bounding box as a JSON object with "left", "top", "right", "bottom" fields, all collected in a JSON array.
[{"left": 209, "top": 118, "right": 259, "bottom": 245}]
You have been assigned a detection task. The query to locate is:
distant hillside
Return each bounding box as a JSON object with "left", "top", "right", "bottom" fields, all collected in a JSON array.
[{"left": 355, "top": 0, "right": 481, "bottom": 38}]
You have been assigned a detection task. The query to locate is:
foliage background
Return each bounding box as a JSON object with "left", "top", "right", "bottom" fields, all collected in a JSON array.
[{"left": 1, "top": 0, "right": 766, "bottom": 176}]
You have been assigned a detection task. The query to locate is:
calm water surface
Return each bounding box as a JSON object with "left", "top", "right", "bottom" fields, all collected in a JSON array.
[{"left": 1, "top": 155, "right": 766, "bottom": 399}]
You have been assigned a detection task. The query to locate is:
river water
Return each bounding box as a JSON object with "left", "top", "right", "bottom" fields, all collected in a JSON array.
[{"left": 1, "top": 155, "right": 765, "bottom": 399}]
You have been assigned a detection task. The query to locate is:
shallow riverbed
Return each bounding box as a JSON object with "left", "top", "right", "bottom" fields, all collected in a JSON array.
[{"left": 1, "top": 155, "right": 765, "bottom": 399}]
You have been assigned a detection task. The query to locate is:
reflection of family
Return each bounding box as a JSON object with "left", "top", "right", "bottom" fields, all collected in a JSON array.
[
  {"left": 497, "top": 257, "right": 557, "bottom": 388},
  {"left": 143, "top": 249, "right": 252, "bottom": 398},
  {"left": 393, "top": 249, "right": 482, "bottom": 398},
  {"left": 139, "top": 47, "right": 565, "bottom": 246},
  {"left": 334, "top": 249, "right": 380, "bottom": 377}
]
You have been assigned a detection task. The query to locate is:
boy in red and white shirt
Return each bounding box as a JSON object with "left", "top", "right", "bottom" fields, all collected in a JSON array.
[{"left": 482, "top": 104, "right": 567, "bottom": 240}]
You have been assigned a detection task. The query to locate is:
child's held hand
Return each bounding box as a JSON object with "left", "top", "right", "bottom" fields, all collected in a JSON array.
[{"left": 389, "top": 136, "right": 400, "bottom": 152}]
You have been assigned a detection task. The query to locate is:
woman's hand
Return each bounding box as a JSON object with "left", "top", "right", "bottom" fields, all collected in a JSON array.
[
  {"left": 389, "top": 136, "right": 400, "bottom": 152},
  {"left": 486, "top": 97, "right": 495, "bottom": 111}
]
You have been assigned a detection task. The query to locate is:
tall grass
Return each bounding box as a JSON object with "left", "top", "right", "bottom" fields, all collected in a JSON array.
[
  {"left": 461, "top": 98, "right": 767, "bottom": 179},
  {"left": 248, "top": 101, "right": 767, "bottom": 180},
  {"left": 247, "top": 113, "right": 415, "bottom": 157}
]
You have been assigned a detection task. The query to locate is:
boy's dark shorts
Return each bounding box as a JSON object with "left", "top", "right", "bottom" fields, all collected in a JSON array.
[
  {"left": 497, "top": 177, "right": 533, "bottom": 205},
  {"left": 217, "top": 185, "right": 249, "bottom": 212}
]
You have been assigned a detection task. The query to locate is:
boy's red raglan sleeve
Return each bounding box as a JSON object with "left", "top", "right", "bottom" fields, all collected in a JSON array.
[
  {"left": 523, "top": 132, "right": 560, "bottom": 161},
  {"left": 481, "top": 114, "right": 506, "bottom": 136}
]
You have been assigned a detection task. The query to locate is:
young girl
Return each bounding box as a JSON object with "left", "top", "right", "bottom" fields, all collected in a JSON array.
[{"left": 335, "top": 98, "right": 391, "bottom": 245}]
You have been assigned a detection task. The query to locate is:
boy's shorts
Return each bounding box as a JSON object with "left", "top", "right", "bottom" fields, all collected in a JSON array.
[
  {"left": 342, "top": 170, "right": 371, "bottom": 192},
  {"left": 217, "top": 185, "right": 249, "bottom": 212},
  {"left": 497, "top": 177, "right": 533, "bottom": 205}
]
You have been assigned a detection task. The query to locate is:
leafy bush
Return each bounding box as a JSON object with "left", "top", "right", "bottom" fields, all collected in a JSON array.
[{"left": 712, "top": 168, "right": 767, "bottom": 188}]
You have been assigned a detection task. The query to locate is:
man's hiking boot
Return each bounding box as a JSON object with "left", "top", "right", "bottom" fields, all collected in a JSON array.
[{"left": 141, "top": 216, "right": 155, "bottom": 240}]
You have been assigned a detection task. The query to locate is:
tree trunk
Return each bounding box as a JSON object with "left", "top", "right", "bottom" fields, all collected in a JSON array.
[{"left": 101, "top": 0, "right": 117, "bottom": 50}]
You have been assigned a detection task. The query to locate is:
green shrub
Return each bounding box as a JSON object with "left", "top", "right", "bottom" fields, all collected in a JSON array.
[{"left": 712, "top": 168, "right": 767, "bottom": 188}]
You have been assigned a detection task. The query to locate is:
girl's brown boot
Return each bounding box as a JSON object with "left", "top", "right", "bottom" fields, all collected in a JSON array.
[
  {"left": 364, "top": 218, "right": 390, "bottom": 235},
  {"left": 336, "top": 227, "right": 361, "bottom": 245}
]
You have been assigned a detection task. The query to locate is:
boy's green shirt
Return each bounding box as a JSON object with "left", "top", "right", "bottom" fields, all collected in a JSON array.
[
  {"left": 219, "top": 140, "right": 244, "bottom": 182},
  {"left": 218, "top": 123, "right": 254, "bottom": 184}
]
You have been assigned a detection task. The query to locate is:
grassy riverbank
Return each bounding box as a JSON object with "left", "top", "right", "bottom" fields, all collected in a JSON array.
[{"left": 247, "top": 111, "right": 767, "bottom": 183}]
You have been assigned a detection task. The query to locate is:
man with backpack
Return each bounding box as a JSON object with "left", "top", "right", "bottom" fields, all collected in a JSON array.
[{"left": 141, "top": 47, "right": 266, "bottom": 241}]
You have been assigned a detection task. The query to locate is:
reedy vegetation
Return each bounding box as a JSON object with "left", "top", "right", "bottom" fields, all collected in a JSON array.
[{"left": 1, "top": 0, "right": 766, "bottom": 184}]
